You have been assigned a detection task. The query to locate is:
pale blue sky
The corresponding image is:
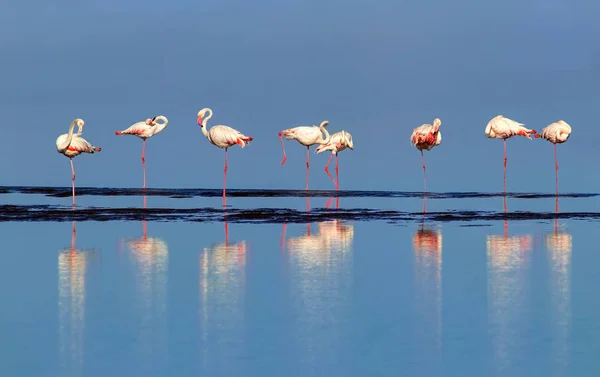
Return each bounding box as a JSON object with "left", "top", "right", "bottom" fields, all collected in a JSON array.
[{"left": 1, "top": 0, "right": 599, "bottom": 192}]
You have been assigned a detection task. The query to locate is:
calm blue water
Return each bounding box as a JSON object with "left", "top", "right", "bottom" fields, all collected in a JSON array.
[{"left": 1, "top": 187, "right": 598, "bottom": 377}]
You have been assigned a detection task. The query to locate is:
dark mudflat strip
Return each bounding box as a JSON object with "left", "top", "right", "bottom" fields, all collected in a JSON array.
[
  {"left": 0, "top": 186, "right": 597, "bottom": 200},
  {"left": 1, "top": 204, "right": 599, "bottom": 224}
]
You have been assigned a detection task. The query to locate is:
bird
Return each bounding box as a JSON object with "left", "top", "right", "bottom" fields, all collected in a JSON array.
[
  {"left": 315, "top": 130, "right": 354, "bottom": 190},
  {"left": 410, "top": 118, "right": 442, "bottom": 192},
  {"left": 197, "top": 108, "right": 253, "bottom": 201},
  {"left": 535, "top": 120, "right": 572, "bottom": 195},
  {"left": 56, "top": 118, "right": 101, "bottom": 206},
  {"left": 485, "top": 115, "right": 537, "bottom": 192},
  {"left": 278, "top": 120, "right": 331, "bottom": 190},
  {"left": 115, "top": 115, "right": 168, "bottom": 189}
]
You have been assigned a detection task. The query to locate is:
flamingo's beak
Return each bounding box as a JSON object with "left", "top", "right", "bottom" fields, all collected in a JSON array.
[
  {"left": 151, "top": 116, "right": 156, "bottom": 122},
  {"left": 197, "top": 116, "right": 203, "bottom": 127}
]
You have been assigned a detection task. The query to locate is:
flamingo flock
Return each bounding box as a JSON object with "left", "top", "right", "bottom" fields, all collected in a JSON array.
[{"left": 56, "top": 111, "right": 572, "bottom": 206}]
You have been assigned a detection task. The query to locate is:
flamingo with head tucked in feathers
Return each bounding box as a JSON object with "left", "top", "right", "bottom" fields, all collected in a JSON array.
[
  {"left": 485, "top": 115, "right": 537, "bottom": 192},
  {"left": 410, "top": 118, "right": 442, "bottom": 192},
  {"left": 535, "top": 120, "right": 572, "bottom": 195},
  {"left": 56, "top": 118, "right": 101, "bottom": 206},
  {"left": 115, "top": 115, "right": 168, "bottom": 189},
  {"left": 315, "top": 130, "right": 354, "bottom": 190},
  {"left": 197, "top": 108, "right": 253, "bottom": 201},
  {"left": 279, "top": 121, "right": 331, "bottom": 190}
]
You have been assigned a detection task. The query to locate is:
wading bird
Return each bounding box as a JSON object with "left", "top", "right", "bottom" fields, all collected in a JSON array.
[
  {"left": 115, "top": 115, "right": 168, "bottom": 188},
  {"left": 410, "top": 118, "right": 442, "bottom": 192},
  {"left": 197, "top": 108, "right": 253, "bottom": 201},
  {"left": 536, "top": 120, "right": 572, "bottom": 195},
  {"left": 485, "top": 115, "right": 537, "bottom": 192},
  {"left": 315, "top": 130, "right": 354, "bottom": 190},
  {"left": 278, "top": 120, "right": 331, "bottom": 190},
  {"left": 56, "top": 118, "right": 101, "bottom": 206}
]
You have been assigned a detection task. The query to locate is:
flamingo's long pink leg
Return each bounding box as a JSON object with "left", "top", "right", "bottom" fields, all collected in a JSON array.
[
  {"left": 224, "top": 222, "right": 229, "bottom": 245},
  {"left": 335, "top": 154, "right": 339, "bottom": 190},
  {"left": 503, "top": 139, "right": 507, "bottom": 193},
  {"left": 421, "top": 150, "right": 427, "bottom": 193},
  {"left": 142, "top": 139, "right": 147, "bottom": 189},
  {"left": 554, "top": 143, "right": 559, "bottom": 196},
  {"left": 223, "top": 148, "right": 228, "bottom": 201},
  {"left": 70, "top": 158, "right": 76, "bottom": 206},
  {"left": 325, "top": 197, "right": 334, "bottom": 209},
  {"left": 324, "top": 154, "right": 336, "bottom": 189},
  {"left": 305, "top": 146, "right": 310, "bottom": 191},
  {"left": 278, "top": 133, "right": 287, "bottom": 165}
]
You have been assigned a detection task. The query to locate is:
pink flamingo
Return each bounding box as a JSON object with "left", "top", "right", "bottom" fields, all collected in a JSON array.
[
  {"left": 535, "top": 120, "right": 572, "bottom": 195},
  {"left": 485, "top": 115, "right": 537, "bottom": 192},
  {"left": 115, "top": 115, "right": 168, "bottom": 189},
  {"left": 279, "top": 120, "right": 331, "bottom": 190},
  {"left": 410, "top": 118, "right": 442, "bottom": 192},
  {"left": 197, "top": 108, "right": 253, "bottom": 200},
  {"left": 56, "top": 118, "right": 101, "bottom": 206},
  {"left": 315, "top": 130, "right": 354, "bottom": 190}
]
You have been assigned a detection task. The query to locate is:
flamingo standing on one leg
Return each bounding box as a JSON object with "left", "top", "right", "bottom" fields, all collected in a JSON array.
[
  {"left": 535, "top": 120, "right": 572, "bottom": 195},
  {"left": 115, "top": 115, "right": 168, "bottom": 189},
  {"left": 279, "top": 121, "right": 331, "bottom": 190},
  {"left": 197, "top": 108, "right": 253, "bottom": 201},
  {"left": 56, "top": 118, "right": 101, "bottom": 206},
  {"left": 410, "top": 118, "right": 442, "bottom": 192},
  {"left": 315, "top": 130, "right": 354, "bottom": 190},
  {"left": 485, "top": 115, "right": 537, "bottom": 192}
]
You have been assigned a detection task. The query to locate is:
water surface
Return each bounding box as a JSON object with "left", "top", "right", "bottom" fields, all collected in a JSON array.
[{"left": 1, "top": 186, "right": 598, "bottom": 377}]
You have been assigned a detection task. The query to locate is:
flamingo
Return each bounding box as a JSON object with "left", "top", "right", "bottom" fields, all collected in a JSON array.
[
  {"left": 535, "top": 120, "right": 572, "bottom": 195},
  {"left": 56, "top": 118, "right": 101, "bottom": 206},
  {"left": 115, "top": 115, "right": 168, "bottom": 189},
  {"left": 315, "top": 130, "right": 354, "bottom": 190},
  {"left": 197, "top": 108, "right": 253, "bottom": 201},
  {"left": 278, "top": 121, "right": 331, "bottom": 190},
  {"left": 410, "top": 118, "right": 442, "bottom": 192},
  {"left": 485, "top": 115, "right": 537, "bottom": 192}
]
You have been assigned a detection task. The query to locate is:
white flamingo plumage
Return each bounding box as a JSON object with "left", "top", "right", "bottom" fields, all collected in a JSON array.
[
  {"left": 410, "top": 118, "right": 442, "bottom": 192},
  {"left": 315, "top": 130, "right": 354, "bottom": 190},
  {"left": 485, "top": 115, "right": 537, "bottom": 192},
  {"left": 279, "top": 121, "right": 331, "bottom": 190},
  {"left": 115, "top": 115, "right": 168, "bottom": 188},
  {"left": 56, "top": 118, "right": 101, "bottom": 206},
  {"left": 197, "top": 108, "right": 253, "bottom": 201},
  {"left": 535, "top": 120, "right": 572, "bottom": 195}
]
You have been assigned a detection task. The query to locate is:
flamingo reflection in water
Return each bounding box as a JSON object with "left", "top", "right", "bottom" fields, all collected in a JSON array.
[
  {"left": 280, "top": 197, "right": 312, "bottom": 250},
  {"left": 122, "top": 196, "right": 168, "bottom": 372},
  {"left": 412, "top": 219, "right": 443, "bottom": 370},
  {"left": 545, "top": 197, "right": 572, "bottom": 374},
  {"left": 58, "top": 222, "right": 95, "bottom": 377},
  {"left": 486, "top": 196, "right": 533, "bottom": 373},
  {"left": 281, "top": 197, "right": 354, "bottom": 366},
  {"left": 282, "top": 196, "right": 354, "bottom": 261},
  {"left": 199, "top": 216, "right": 248, "bottom": 369}
]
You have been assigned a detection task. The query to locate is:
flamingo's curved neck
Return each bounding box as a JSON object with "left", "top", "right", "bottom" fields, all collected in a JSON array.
[
  {"left": 318, "top": 124, "right": 331, "bottom": 145},
  {"left": 201, "top": 109, "right": 213, "bottom": 139},
  {"left": 66, "top": 120, "right": 77, "bottom": 145},
  {"left": 154, "top": 115, "right": 169, "bottom": 133}
]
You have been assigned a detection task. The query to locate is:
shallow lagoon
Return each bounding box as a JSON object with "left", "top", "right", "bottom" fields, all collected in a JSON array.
[{"left": 1, "top": 187, "right": 599, "bottom": 377}]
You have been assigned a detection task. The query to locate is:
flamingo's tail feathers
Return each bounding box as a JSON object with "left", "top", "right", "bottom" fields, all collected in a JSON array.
[
  {"left": 115, "top": 131, "right": 123, "bottom": 135},
  {"left": 247, "top": 136, "right": 253, "bottom": 141},
  {"left": 534, "top": 133, "right": 542, "bottom": 139},
  {"left": 94, "top": 147, "right": 102, "bottom": 152}
]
